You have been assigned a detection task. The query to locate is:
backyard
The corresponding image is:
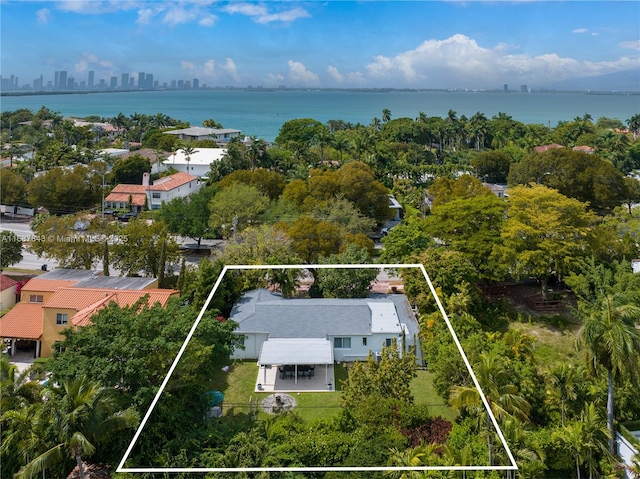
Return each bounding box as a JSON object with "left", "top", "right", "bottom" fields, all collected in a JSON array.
[{"left": 207, "top": 360, "right": 457, "bottom": 423}]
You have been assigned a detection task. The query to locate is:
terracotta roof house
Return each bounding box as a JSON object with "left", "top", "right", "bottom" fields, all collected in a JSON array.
[
  {"left": 0, "top": 273, "right": 19, "bottom": 311},
  {"left": 0, "top": 269, "right": 178, "bottom": 358},
  {"left": 104, "top": 171, "right": 201, "bottom": 212},
  {"left": 534, "top": 144, "right": 564, "bottom": 153},
  {"left": 572, "top": 145, "right": 595, "bottom": 154}
]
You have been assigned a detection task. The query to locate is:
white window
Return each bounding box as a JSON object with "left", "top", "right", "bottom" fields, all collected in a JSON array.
[
  {"left": 334, "top": 337, "right": 351, "bottom": 349},
  {"left": 152, "top": 192, "right": 161, "bottom": 199},
  {"left": 56, "top": 313, "right": 68, "bottom": 325},
  {"left": 29, "top": 294, "right": 43, "bottom": 303}
]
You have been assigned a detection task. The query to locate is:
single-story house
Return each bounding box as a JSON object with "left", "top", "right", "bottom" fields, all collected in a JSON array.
[
  {"left": 104, "top": 171, "right": 201, "bottom": 211},
  {"left": 163, "top": 148, "right": 227, "bottom": 178},
  {"left": 0, "top": 269, "right": 178, "bottom": 358},
  {"left": 229, "top": 289, "right": 422, "bottom": 368},
  {"left": 163, "top": 126, "right": 242, "bottom": 144}
]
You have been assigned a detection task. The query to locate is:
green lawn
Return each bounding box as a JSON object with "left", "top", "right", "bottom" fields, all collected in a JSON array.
[
  {"left": 212, "top": 360, "right": 457, "bottom": 423},
  {"left": 210, "top": 361, "right": 346, "bottom": 422},
  {"left": 412, "top": 370, "right": 458, "bottom": 422}
]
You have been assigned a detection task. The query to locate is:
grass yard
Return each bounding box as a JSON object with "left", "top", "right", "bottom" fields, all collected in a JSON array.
[
  {"left": 211, "top": 361, "right": 347, "bottom": 422},
  {"left": 509, "top": 320, "right": 581, "bottom": 369},
  {"left": 412, "top": 370, "right": 458, "bottom": 422},
  {"left": 212, "top": 361, "right": 457, "bottom": 423}
]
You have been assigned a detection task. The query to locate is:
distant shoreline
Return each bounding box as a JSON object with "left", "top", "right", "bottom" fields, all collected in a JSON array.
[{"left": 2, "top": 87, "right": 638, "bottom": 98}]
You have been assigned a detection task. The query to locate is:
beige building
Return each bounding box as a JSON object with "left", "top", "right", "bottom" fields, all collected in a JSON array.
[{"left": 0, "top": 270, "right": 178, "bottom": 358}]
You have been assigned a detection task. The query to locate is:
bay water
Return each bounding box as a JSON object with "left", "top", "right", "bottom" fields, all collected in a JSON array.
[{"left": 2, "top": 89, "right": 639, "bottom": 142}]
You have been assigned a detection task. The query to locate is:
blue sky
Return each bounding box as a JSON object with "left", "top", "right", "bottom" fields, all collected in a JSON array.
[{"left": 1, "top": 1, "right": 639, "bottom": 89}]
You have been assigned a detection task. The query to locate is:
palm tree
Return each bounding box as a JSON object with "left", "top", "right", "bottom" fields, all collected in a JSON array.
[
  {"left": 385, "top": 443, "right": 441, "bottom": 479},
  {"left": 493, "top": 418, "right": 545, "bottom": 479},
  {"left": 0, "top": 357, "right": 43, "bottom": 411},
  {"left": 577, "top": 293, "right": 640, "bottom": 455},
  {"left": 16, "top": 377, "right": 138, "bottom": 479},
  {"left": 450, "top": 350, "right": 531, "bottom": 465},
  {"left": 382, "top": 108, "right": 392, "bottom": 123},
  {"left": 626, "top": 114, "right": 640, "bottom": 141},
  {"left": 545, "top": 362, "right": 581, "bottom": 426},
  {"left": 180, "top": 144, "right": 198, "bottom": 173}
]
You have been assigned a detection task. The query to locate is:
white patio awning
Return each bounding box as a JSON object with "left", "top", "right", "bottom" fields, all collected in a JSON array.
[{"left": 258, "top": 338, "right": 334, "bottom": 366}]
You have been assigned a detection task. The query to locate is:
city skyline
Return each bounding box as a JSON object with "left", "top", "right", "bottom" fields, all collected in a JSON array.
[
  {"left": 1, "top": 1, "right": 639, "bottom": 91},
  {"left": 0, "top": 68, "right": 204, "bottom": 92}
]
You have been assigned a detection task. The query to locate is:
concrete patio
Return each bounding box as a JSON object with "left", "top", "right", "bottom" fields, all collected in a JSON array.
[{"left": 255, "top": 364, "right": 336, "bottom": 393}]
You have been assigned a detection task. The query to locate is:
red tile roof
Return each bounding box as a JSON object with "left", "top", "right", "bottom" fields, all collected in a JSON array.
[
  {"left": 21, "top": 279, "right": 78, "bottom": 292},
  {"left": 104, "top": 192, "right": 146, "bottom": 206},
  {"left": 0, "top": 303, "right": 44, "bottom": 339},
  {"left": 0, "top": 274, "right": 18, "bottom": 292},
  {"left": 150, "top": 172, "right": 198, "bottom": 191},
  {"left": 534, "top": 144, "right": 564, "bottom": 153}
]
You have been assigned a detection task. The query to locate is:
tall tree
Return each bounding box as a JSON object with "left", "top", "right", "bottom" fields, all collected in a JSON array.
[
  {"left": 0, "top": 231, "right": 23, "bottom": 269},
  {"left": 15, "top": 377, "right": 138, "bottom": 479},
  {"left": 492, "top": 184, "right": 597, "bottom": 299},
  {"left": 577, "top": 293, "right": 640, "bottom": 454},
  {"left": 450, "top": 350, "right": 531, "bottom": 465}
]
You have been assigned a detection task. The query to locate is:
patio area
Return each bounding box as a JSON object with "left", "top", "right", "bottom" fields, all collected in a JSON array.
[{"left": 255, "top": 363, "right": 336, "bottom": 393}]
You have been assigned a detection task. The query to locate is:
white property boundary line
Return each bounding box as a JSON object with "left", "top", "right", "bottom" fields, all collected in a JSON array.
[{"left": 117, "top": 263, "right": 517, "bottom": 473}]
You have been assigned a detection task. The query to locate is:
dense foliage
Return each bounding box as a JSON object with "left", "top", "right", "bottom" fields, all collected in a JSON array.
[{"left": 1, "top": 107, "right": 640, "bottom": 478}]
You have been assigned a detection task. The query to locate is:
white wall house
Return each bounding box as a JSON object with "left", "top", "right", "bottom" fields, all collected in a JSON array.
[
  {"left": 229, "top": 289, "right": 422, "bottom": 365},
  {"left": 163, "top": 148, "right": 227, "bottom": 178},
  {"left": 163, "top": 127, "right": 242, "bottom": 143},
  {"left": 104, "top": 171, "right": 201, "bottom": 212}
]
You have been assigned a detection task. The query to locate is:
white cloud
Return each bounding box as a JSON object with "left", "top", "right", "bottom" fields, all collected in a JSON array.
[
  {"left": 181, "top": 61, "right": 196, "bottom": 70},
  {"left": 133, "top": 2, "right": 217, "bottom": 27},
  {"left": 327, "top": 66, "right": 344, "bottom": 83},
  {"left": 573, "top": 28, "right": 588, "bottom": 34},
  {"left": 222, "top": 3, "right": 310, "bottom": 24},
  {"left": 75, "top": 52, "right": 112, "bottom": 74},
  {"left": 620, "top": 40, "right": 640, "bottom": 50},
  {"left": 221, "top": 58, "right": 240, "bottom": 81},
  {"left": 204, "top": 60, "right": 216, "bottom": 76},
  {"left": 198, "top": 14, "right": 218, "bottom": 26},
  {"left": 56, "top": 1, "right": 140, "bottom": 14},
  {"left": 287, "top": 60, "right": 319, "bottom": 86},
  {"left": 136, "top": 8, "right": 154, "bottom": 25},
  {"left": 36, "top": 8, "right": 51, "bottom": 24},
  {"left": 361, "top": 33, "right": 640, "bottom": 89}
]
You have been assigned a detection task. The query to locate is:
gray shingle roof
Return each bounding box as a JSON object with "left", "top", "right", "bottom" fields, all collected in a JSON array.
[{"left": 231, "top": 289, "right": 419, "bottom": 338}]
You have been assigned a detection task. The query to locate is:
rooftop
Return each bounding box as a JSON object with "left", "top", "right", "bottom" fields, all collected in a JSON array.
[
  {"left": 231, "top": 289, "right": 418, "bottom": 338},
  {"left": 0, "top": 303, "right": 44, "bottom": 339}
]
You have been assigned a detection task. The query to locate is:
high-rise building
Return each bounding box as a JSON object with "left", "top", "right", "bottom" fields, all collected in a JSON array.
[
  {"left": 138, "top": 72, "right": 145, "bottom": 89},
  {"left": 520, "top": 84, "right": 528, "bottom": 93},
  {"left": 67, "top": 76, "right": 75, "bottom": 90},
  {"left": 503, "top": 83, "right": 508, "bottom": 92},
  {"left": 88, "top": 71, "right": 95, "bottom": 89},
  {"left": 146, "top": 73, "right": 153, "bottom": 89},
  {"left": 193, "top": 78, "right": 199, "bottom": 89},
  {"left": 59, "top": 71, "right": 68, "bottom": 90},
  {"left": 110, "top": 76, "right": 118, "bottom": 90},
  {"left": 121, "top": 73, "right": 129, "bottom": 89},
  {"left": 54, "top": 71, "right": 60, "bottom": 89}
]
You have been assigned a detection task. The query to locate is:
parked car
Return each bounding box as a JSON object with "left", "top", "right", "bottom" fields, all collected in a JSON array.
[{"left": 117, "top": 212, "right": 137, "bottom": 222}]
